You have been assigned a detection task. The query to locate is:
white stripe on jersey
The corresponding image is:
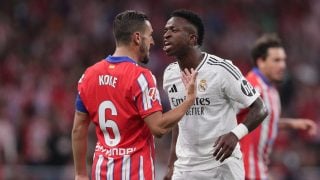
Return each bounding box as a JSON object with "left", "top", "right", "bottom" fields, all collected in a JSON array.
[
  {"left": 122, "top": 155, "right": 131, "bottom": 180},
  {"left": 137, "top": 74, "right": 152, "bottom": 110},
  {"left": 270, "top": 88, "right": 280, "bottom": 144},
  {"left": 151, "top": 154, "right": 155, "bottom": 180},
  {"left": 139, "top": 156, "right": 144, "bottom": 180},
  {"left": 248, "top": 145, "right": 255, "bottom": 179},
  {"left": 107, "top": 158, "right": 114, "bottom": 180},
  {"left": 95, "top": 155, "right": 104, "bottom": 180}
]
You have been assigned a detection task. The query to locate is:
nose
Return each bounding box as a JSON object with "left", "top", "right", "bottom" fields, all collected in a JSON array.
[
  {"left": 150, "top": 37, "right": 155, "bottom": 46},
  {"left": 164, "top": 30, "right": 171, "bottom": 39},
  {"left": 280, "top": 59, "right": 286, "bottom": 70}
]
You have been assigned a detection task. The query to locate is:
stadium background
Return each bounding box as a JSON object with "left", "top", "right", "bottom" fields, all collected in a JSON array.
[{"left": 0, "top": 0, "right": 319, "bottom": 179}]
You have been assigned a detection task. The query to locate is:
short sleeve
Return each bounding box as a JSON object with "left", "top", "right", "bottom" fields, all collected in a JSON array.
[
  {"left": 133, "top": 70, "right": 162, "bottom": 118},
  {"left": 75, "top": 94, "right": 88, "bottom": 113},
  {"left": 221, "top": 61, "right": 260, "bottom": 108}
]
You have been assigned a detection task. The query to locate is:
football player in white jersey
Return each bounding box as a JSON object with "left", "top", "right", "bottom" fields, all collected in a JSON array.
[{"left": 162, "top": 9, "right": 268, "bottom": 180}]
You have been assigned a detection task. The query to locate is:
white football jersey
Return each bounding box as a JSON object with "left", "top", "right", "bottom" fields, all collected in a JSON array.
[{"left": 163, "top": 52, "right": 260, "bottom": 171}]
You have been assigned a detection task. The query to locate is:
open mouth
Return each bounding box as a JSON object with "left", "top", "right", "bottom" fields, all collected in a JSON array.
[{"left": 163, "top": 41, "right": 172, "bottom": 51}]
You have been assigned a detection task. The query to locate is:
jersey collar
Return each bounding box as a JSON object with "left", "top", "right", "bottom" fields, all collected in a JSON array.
[
  {"left": 195, "top": 52, "right": 208, "bottom": 71},
  {"left": 252, "top": 67, "right": 272, "bottom": 86},
  {"left": 105, "top": 55, "right": 137, "bottom": 64}
]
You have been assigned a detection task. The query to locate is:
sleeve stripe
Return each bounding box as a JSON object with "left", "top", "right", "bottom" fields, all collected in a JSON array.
[
  {"left": 137, "top": 73, "right": 152, "bottom": 110},
  {"left": 208, "top": 57, "right": 242, "bottom": 79},
  {"left": 207, "top": 59, "right": 241, "bottom": 80}
]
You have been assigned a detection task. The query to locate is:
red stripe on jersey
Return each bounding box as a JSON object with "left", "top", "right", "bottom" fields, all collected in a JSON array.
[
  {"left": 92, "top": 155, "right": 108, "bottom": 180},
  {"left": 91, "top": 155, "right": 98, "bottom": 180},
  {"left": 90, "top": 134, "right": 156, "bottom": 180}
]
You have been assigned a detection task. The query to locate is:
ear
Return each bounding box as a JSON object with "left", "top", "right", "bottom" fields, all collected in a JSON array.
[
  {"left": 133, "top": 32, "right": 141, "bottom": 45},
  {"left": 190, "top": 34, "right": 197, "bottom": 46},
  {"left": 256, "top": 58, "right": 265, "bottom": 69}
]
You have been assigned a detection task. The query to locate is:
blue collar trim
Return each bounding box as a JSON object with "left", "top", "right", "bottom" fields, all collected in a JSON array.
[
  {"left": 252, "top": 67, "right": 272, "bottom": 86},
  {"left": 105, "top": 55, "right": 136, "bottom": 64}
]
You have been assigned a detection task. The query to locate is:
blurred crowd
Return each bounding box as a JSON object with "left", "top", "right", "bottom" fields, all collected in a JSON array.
[{"left": 0, "top": 0, "right": 319, "bottom": 179}]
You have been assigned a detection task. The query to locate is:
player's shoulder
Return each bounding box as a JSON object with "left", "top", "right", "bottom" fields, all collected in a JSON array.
[
  {"left": 206, "top": 53, "right": 236, "bottom": 67},
  {"left": 246, "top": 70, "right": 264, "bottom": 88},
  {"left": 136, "top": 65, "right": 155, "bottom": 79},
  {"left": 164, "top": 61, "right": 179, "bottom": 73},
  {"left": 82, "top": 59, "right": 105, "bottom": 77},
  {"left": 205, "top": 53, "right": 242, "bottom": 79},
  {"left": 163, "top": 62, "right": 179, "bottom": 78}
]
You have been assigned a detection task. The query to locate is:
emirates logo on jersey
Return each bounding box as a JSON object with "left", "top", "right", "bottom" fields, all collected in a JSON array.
[
  {"left": 198, "top": 79, "right": 207, "bottom": 92},
  {"left": 148, "top": 87, "right": 158, "bottom": 101}
]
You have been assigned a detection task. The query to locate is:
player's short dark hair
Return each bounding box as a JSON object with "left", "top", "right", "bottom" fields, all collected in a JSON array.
[
  {"left": 251, "top": 33, "right": 283, "bottom": 66},
  {"left": 171, "top": 9, "right": 204, "bottom": 46},
  {"left": 113, "top": 10, "right": 149, "bottom": 45}
]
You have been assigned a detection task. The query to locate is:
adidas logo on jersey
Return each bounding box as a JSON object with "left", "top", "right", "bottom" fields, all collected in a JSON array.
[{"left": 169, "top": 84, "right": 178, "bottom": 93}]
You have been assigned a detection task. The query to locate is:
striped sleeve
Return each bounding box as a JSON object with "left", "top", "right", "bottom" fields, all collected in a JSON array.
[
  {"left": 133, "top": 69, "right": 162, "bottom": 118},
  {"left": 217, "top": 60, "right": 260, "bottom": 107}
]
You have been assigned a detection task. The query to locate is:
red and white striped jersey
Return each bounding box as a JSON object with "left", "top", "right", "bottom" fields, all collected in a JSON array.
[
  {"left": 237, "top": 68, "right": 281, "bottom": 180},
  {"left": 77, "top": 55, "right": 162, "bottom": 180}
]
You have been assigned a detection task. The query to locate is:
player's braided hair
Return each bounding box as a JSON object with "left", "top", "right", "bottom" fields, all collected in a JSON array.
[
  {"left": 171, "top": 9, "right": 205, "bottom": 46},
  {"left": 251, "top": 33, "right": 283, "bottom": 66},
  {"left": 113, "top": 10, "right": 149, "bottom": 45}
]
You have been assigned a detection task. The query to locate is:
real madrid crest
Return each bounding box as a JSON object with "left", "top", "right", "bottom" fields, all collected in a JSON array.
[{"left": 198, "top": 79, "right": 207, "bottom": 92}]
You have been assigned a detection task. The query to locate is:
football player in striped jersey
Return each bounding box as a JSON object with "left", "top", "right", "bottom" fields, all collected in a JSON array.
[
  {"left": 163, "top": 9, "right": 268, "bottom": 180},
  {"left": 72, "top": 10, "right": 198, "bottom": 180},
  {"left": 237, "top": 33, "right": 317, "bottom": 180}
]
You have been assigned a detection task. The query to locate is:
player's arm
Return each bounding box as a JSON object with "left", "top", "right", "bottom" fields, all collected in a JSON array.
[
  {"left": 239, "top": 97, "right": 268, "bottom": 132},
  {"left": 163, "top": 125, "right": 178, "bottom": 180},
  {"left": 144, "top": 68, "right": 197, "bottom": 138},
  {"left": 72, "top": 110, "right": 90, "bottom": 180},
  {"left": 278, "top": 118, "right": 317, "bottom": 136},
  {"left": 214, "top": 96, "right": 268, "bottom": 162}
]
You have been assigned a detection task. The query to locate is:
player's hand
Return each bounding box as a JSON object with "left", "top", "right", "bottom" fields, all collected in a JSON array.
[
  {"left": 181, "top": 68, "right": 198, "bottom": 101},
  {"left": 163, "top": 167, "right": 174, "bottom": 180},
  {"left": 290, "top": 119, "right": 317, "bottom": 136},
  {"left": 213, "top": 132, "right": 238, "bottom": 162},
  {"left": 75, "top": 175, "right": 89, "bottom": 180}
]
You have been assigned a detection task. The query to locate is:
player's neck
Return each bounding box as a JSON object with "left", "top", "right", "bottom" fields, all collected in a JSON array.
[
  {"left": 113, "top": 46, "right": 138, "bottom": 63},
  {"left": 177, "top": 47, "right": 203, "bottom": 70}
]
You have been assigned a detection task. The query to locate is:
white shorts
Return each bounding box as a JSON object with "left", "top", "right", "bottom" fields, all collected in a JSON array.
[{"left": 172, "top": 157, "right": 244, "bottom": 180}]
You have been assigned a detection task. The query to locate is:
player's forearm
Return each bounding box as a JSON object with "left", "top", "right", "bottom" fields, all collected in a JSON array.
[
  {"left": 146, "top": 98, "right": 193, "bottom": 138},
  {"left": 163, "top": 126, "right": 178, "bottom": 179},
  {"left": 161, "top": 98, "right": 193, "bottom": 130},
  {"left": 278, "top": 118, "right": 294, "bottom": 129},
  {"left": 242, "top": 97, "right": 268, "bottom": 132},
  {"left": 167, "top": 126, "right": 178, "bottom": 168},
  {"left": 72, "top": 126, "right": 89, "bottom": 176}
]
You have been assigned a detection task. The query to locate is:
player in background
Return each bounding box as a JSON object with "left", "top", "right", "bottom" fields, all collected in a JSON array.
[
  {"left": 71, "top": 10, "right": 197, "bottom": 180},
  {"left": 237, "top": 33, "right": 317, "bottom": 180},
  {"left": 162, "top": 9, "right": 268, "bottom": 180}
]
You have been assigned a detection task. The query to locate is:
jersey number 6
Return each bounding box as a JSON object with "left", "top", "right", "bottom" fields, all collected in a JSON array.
[{"left": 98, "top": 101, "right": 120, "bottom": 147}]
